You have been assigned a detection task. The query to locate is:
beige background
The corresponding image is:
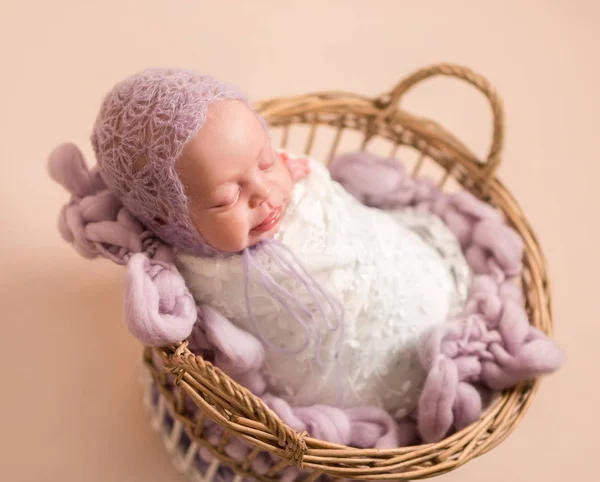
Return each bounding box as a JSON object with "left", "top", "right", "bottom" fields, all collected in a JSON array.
[{"left": 1, "top": 1, "right": 598, "bottom": 481}]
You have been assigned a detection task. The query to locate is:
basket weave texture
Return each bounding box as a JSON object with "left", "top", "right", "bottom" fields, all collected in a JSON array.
[{"left": 145, "top": 63, "right": 553, "bottom": 481}]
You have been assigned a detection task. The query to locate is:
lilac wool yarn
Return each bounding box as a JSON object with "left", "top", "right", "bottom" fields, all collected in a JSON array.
[
  {"left": 48, "top": 67, "right": 564, "bottom": 454},
  {"left": 49, "top": 142, "right": 565, "bottom": 452}
]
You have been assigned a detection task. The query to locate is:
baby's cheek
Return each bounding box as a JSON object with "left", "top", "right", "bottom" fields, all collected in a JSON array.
[
  {"left": 192, "top": 214, "right": 246, "bottom": 253},
  {"left": 218, "top": 218, "right": 249, "bottom": 252}
]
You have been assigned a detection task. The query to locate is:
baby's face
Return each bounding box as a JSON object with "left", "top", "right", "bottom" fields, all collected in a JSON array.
[{"left": 176, "top": 100, "right": 294, "bottom": 253}]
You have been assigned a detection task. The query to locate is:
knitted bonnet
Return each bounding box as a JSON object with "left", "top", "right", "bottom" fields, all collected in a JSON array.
[{"left": 91, "top": 67, "right": 259, "bottom": 256}]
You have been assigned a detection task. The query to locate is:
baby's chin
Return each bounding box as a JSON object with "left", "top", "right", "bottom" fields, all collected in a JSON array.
[{"left": 247, "top": 220, "right": 282, "bottom": 247}]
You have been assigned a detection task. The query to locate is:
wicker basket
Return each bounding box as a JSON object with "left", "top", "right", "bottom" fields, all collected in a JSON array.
[{"left": 144, "top": 63, "right": 553, "bottom": 481}]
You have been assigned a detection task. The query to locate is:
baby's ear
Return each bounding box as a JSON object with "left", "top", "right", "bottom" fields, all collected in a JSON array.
[{"left": 280, "top": 152, "right": 311, "bottom": 183}]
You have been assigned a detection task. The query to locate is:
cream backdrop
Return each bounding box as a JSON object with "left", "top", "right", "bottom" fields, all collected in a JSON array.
[{"left": 1, "top": 1, "right": 597, "bottom": 481}]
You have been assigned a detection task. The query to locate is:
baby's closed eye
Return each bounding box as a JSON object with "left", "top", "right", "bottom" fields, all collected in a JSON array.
[{"left": 210, "top": 186, "right": 241, "bottom": 209}]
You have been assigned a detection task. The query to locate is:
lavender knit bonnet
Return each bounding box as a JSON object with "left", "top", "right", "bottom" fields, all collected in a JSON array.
[{"left": 91, "top": 67, "right": 259, "bottom": 256}]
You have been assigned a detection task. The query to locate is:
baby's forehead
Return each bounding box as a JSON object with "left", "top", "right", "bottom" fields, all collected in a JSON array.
[
  {"left": 202, "top": 100, "right": 266, "bottom": 148},
  {"left": 183, "top": 102, "right": 266, "bottom": 165}
]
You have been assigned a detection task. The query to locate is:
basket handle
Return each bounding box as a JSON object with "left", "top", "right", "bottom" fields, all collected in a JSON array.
[{"left": 376, "top": 63, "right": 505, "bottom": 178}]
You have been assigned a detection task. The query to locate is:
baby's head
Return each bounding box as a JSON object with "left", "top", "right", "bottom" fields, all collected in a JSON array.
[{"left": 91, "top": 68, "right": 293, "bottom": 255}]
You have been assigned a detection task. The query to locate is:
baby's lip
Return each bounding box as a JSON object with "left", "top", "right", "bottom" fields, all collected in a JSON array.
[{"left": 251, "top": 206, "right": 283, "bottom": 233}]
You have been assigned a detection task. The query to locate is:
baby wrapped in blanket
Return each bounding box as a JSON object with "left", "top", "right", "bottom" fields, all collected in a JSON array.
[
  {"left": 49, "top": 67, "right": 561, "bottom": 446},
  {"left": 89, "top": 67, "right": 469, "bottom": 419},
  {"left": 176, "top": 153, "right": 472, "bottom": 418}
]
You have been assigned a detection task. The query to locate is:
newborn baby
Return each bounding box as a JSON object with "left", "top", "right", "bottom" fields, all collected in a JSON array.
[{"left": 91, "top": 68, "right": 470, "bottom": 418}]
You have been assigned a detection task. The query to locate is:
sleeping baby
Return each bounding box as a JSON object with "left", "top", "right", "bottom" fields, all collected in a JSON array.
[
  {"left": 89, "top": 68, "right": 470, "bottom": 418},
  {"left": 48, "top": 68, "right": 563, "bottom": 448}
]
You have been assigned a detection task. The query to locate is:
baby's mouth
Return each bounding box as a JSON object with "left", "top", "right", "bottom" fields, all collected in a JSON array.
[{"left": 251, "top": 206, "right": 283, "bottom": 234}]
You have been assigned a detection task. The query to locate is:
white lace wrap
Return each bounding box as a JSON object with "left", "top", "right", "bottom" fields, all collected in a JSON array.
[{"left": 175, "top": 158, "right": 470, "bottom": 418}]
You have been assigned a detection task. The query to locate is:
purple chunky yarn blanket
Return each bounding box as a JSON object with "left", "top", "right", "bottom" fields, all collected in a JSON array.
[{"left": 48, "top": 144, "right": 564, "bottom": 452}]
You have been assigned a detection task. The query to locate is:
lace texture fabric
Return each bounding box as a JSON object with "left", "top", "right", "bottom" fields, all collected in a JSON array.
[{"left": 176, "top": 158, "right": 470, "bottom": 417}]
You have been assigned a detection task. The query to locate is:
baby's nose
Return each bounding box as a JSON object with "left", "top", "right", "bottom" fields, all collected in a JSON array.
[{"left": 249, "top": 183, "right": 272, "bottom": 208}]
